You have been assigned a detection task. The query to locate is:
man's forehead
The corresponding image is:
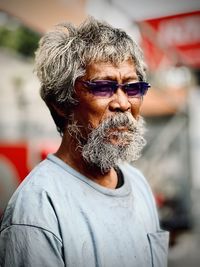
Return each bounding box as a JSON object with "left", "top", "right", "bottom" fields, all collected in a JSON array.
[{"left": 85, "top": 59, "right": 137, "bottom": 80}]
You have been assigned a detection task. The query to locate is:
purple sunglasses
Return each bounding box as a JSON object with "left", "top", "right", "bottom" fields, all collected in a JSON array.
[{"left": 77, "top": 80, "right": 151, "bottom": 98}]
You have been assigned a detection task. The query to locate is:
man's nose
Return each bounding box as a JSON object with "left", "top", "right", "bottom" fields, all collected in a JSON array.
[{"left": 109, "top": 88, "right": 131, "bottom": 112}]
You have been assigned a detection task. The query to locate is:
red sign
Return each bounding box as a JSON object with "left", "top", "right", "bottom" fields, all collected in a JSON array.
[
  {"left": 0, "top": 143, "right": 30, "bottom": 184},
  {"left": 138, "top": 11, "right": 200, "bottom": 69}
]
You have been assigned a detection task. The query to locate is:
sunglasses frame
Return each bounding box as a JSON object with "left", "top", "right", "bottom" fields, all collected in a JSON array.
[{"left": 77, "top": 80, "right": 151, "bottom": 98}]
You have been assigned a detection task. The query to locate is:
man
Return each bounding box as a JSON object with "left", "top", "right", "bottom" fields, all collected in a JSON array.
[{"left": 0, "top": 17, "right": 169, "bottom": 267}]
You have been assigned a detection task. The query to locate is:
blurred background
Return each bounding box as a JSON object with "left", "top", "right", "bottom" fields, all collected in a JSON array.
[{"left": 0, "top": 0, "right": 199, "bottom": 266}]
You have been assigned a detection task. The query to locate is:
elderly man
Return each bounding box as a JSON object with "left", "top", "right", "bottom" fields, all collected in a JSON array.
[{"left": 0, "top": 17, "right": 169, "bottom": 267}]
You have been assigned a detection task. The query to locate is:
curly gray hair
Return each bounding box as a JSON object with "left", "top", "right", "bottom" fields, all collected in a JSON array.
[{"left": 35, "top": 16, "right": 147, "bottom": 135}]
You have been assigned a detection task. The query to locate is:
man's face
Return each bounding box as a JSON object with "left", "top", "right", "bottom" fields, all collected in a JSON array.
[
  {"left": 69, "top": 59, "right": 146, "bottom": 173},
  {"left": 74, "top": 59, "right": 142, "bottom": 134}
]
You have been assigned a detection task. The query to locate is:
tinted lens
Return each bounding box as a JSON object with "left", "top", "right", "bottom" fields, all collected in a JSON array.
[
  {"left": 88, "top": 81, "right": 116, "bottom": 97},
  {"left": 124, "top": 82, "right": 150, "bottom": 97}
]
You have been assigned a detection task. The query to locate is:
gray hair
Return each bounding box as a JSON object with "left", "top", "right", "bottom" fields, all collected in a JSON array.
[{"left": 35, "top": 16, "right": 147, "bottom": 135}]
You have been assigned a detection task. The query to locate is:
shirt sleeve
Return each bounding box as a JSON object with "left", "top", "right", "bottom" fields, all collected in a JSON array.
[{"left": 0, "top": 224, "right": 65, "bottom": 267}]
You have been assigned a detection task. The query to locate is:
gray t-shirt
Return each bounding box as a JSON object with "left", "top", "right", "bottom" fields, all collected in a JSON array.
[{"left": 0, "top": 154, "right": 169, "bottom": 267}]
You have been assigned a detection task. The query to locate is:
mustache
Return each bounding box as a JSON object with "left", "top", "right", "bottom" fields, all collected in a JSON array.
[{"left": 90, "top": 112, "right": 138, "bottom": 136}]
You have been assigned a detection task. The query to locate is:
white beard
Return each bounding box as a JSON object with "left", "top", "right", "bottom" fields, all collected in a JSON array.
[{"left": 68, "top": 112, "right": 146, "bottom": 174}]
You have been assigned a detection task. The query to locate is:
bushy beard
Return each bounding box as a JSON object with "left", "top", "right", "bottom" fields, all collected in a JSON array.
[{"left": 67, "top": 113, "right": 146, "bottom": 174}]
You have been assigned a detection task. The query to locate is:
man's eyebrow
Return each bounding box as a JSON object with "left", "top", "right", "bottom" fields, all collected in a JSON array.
[{"left": 123, "top": 76, "right": 138, "bottom": 82}]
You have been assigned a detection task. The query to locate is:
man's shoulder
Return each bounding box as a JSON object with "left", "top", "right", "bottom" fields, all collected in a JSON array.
[
  {"left": 26, "top": 155, "right": 66, "bottom": 185},
  {"left": 0, "top": 157, "right": 68, "bottom": 236},
  {"left": 14, "top": 154, "right": 71, "bottom": 194}
]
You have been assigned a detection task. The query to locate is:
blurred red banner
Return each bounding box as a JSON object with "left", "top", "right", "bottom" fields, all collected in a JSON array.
[
  {"left": 138, "top": 11, "right": 200, "bottom": 70},
  {"left": 0, "top": 143, "right": 29, "bottom": 184}
]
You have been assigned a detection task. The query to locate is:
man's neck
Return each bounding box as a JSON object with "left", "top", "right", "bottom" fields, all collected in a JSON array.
[{"left": 55, "top": 133, "right": 118, "bottom": 189}]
